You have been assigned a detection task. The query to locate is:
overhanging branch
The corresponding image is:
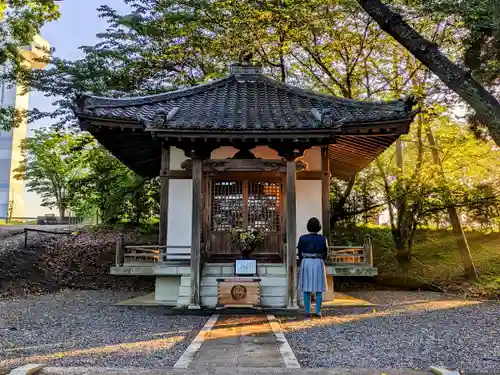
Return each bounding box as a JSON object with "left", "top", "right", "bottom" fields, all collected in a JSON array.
[{"left": 357, "top": 0, "right": 500, "bottom": 146}]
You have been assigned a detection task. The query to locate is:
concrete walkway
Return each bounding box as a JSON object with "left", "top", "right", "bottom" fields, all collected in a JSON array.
[
  {"left": 178, "top": 315, "right": 289, "bottom": 370},
  {"left": 170, "top": 314, "right": 431, "bottom": 374}
]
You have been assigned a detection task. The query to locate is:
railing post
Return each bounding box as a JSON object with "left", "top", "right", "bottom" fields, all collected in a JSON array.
[
  {"left": 363, "top": 234, "right": 373, "bottom": 266},
  {"left": 116, "top": 234, "right": 124, "bottom": 266}
]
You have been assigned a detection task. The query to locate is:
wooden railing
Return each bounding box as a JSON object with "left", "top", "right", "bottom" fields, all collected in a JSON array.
[
  {"left": 114, "top": 234, "right": 374, "bottom": 267},
  {"left": 291, "top": 235, "right": 374, "bottom": 267},
  {"left": 328, "top": 235, "right": 373, "bottom": 266},
  {"left": 123, "top": 246, "right": 161, "bottom": 264},
  {"left": 115, "top": 235, "right": 191, "bottom": 266}
]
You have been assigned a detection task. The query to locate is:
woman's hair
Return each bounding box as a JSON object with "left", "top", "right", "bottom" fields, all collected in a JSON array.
[{"left": 306, "top": 217, "right": 322, "bottom": 233}]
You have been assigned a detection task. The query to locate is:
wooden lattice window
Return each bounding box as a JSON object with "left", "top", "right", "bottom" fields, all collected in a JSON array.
[
  {"left": 211, "top": 181, "right": 244, "bottom": 231},
  {"left": 248, "top": 181, "right": 281, "bottom": 231},
  {"left": 210, "top": 180, "right": 282, "bottom": 232}
]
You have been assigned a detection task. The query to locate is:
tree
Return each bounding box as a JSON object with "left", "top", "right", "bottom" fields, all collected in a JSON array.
[
  {"left": 465, "top": 183, "right": 500, "bottom": 232},
  {"left": 418, "top": 0, "right": 500, "bottom": 85},
  {"left": 15, "top": 126, "right": 159, "bottom": 224},
  {"left": 70, "top": 145, "right": 139, "bottom": 223},
  {"left": 14, "top": 128, "right": 91, "bottom": 217},
  {"left": 0, "top": 1, "right": 59, "bottom": 129},
  {"left": 357, "top": 0, "right": 500, "bottom": 147},
  {"left": 70, "top": 145, "right": 160, "bottom": 224},
  {"left": 122, "top": 178, "right": 160, "bottom": 225},
  {"left": 0, "top": 1, "right": 59, "bottom": 66}
]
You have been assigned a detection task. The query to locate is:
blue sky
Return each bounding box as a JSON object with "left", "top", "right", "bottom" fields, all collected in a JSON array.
[
  {"left": 26, "top": 1, "right": 131, "bottom": 216},
  {"left": 30, "top": 0, "right": 131, "bottom": 132}
]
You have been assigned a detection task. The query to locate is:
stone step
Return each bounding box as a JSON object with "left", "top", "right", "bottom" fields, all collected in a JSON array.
[
  {"left": 34, "top": 366, "right": 433, "bottom": 375},
  {"left": 202, "top": 264, "right": 287, "bottom": 277}
]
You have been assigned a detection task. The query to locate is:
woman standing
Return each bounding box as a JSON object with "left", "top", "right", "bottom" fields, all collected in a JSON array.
[{"left": 297, "top": 217, "right": 328, "bottom": 318}]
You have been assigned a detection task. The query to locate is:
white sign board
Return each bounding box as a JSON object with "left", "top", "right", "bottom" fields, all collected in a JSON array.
[{"left": 235, "top": 259, "right": 257, "bottom": 275}]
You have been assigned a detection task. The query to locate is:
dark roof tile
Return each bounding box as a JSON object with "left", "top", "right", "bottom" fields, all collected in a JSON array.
[{"left": 75, "top": 69, "right": 416, "bottom": 132}]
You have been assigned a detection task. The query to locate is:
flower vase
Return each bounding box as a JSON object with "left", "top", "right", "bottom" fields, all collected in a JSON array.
[{"left": 241, "top": 243, "right": 257, "bottom": 259}]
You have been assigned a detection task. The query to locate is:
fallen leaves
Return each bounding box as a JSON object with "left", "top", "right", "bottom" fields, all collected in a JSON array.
[{"left": 0, "top": 228, "right": 156, "bottom": 297}]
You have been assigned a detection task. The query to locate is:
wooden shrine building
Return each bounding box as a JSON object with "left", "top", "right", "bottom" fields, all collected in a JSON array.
[{"left": 75, "top": 64, "right": 417, "bottom": 309}]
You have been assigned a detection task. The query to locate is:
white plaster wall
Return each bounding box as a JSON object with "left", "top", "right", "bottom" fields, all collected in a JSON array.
[
  {"left": 211, "top": 146, "right": 237, "bottom": 159},
  {"left": 296, "top": 180, "right": 322, "bottom": 240},
  {"left": 211, "top": 145, "right": 280, "bottom": 160},
  {"left": 169, "top": 146, "right": 186, "bottom": 170},
  {"left": 167, "top": 179, "right": 192, "bottom": 248},
  {"left": 253, "top": 146, "right": 280, "bottom": 159},
  {"left": 300, "top": 147, "right": 322, "bottom": 171}
]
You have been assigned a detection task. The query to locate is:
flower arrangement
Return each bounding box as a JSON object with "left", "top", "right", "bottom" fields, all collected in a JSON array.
[{"left": 231, "top": 226, "right": 266, "bottom": 259}]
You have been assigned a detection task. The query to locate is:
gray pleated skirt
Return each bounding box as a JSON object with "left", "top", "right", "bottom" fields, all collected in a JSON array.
[{"left": 298, "top": 258, "right": 327, "bottom": 293}]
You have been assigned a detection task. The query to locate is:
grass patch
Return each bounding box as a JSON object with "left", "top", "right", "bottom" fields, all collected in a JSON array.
[{"left": 350, "top": 226, "right": 500, "bottom": 299}]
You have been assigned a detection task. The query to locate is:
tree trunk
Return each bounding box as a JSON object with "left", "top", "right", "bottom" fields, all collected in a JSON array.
[
  {"left": 357, "top": 0, "right": 500, "bottom": 146},
  {"left": 447, "top": 206, "right": 477, "bottom": 279},
  {"left": 425, "top": 126, "right": 478, "bottom": 280},
  {"left": 330, "top": 176, "right": 356, "bottom": 229},
  {"left": 59, "top": 208, "right": 65, "bottom": 219},
  {"left": 393, "top": 231, "right": 411, "bottom": 263}
]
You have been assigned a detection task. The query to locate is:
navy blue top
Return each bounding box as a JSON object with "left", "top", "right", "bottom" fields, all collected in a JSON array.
[{"left": 297, "top": 233, "right": 328, "bottom": 262}]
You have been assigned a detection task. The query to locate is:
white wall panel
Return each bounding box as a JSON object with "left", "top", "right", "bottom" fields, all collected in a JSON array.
[
  {"left": 296, "top": 179, "right": 322, "bottom": 241},
  {"left": 167, "top": 179, "right": 192, "bottom": 246}
]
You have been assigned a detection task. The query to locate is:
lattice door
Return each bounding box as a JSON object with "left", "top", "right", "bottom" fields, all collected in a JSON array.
[
  {"left": 211, "top": 181, "right": 244, "bottom": 232},
  {"left": 208, "top": 179, "right": 283, "bottom": 257},
  {"left": 247, "top": 181, "right": 282, "bottom": 255}
]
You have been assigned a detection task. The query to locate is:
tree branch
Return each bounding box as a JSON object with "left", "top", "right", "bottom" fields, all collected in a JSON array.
[{"left": 357, "top": 0, "right": 500, "bottom": 146}]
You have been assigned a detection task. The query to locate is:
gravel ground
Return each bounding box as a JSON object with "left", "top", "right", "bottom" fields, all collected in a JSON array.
[
  {"left": 279, "top": 291, "right": 500, "bottom": 374},
  {"left": 0, "top": 290, "right": 207, "bottom": 371}
]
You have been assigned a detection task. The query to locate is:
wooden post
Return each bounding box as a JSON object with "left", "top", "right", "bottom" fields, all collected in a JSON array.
[
  {"left": 159, "top": 146, "right": 170, "bottom": 252},
  {"left": 189, "top": 157, "right": 203, "bottom": 309},
  {"left": 285, "top": 157, "right": 298, "bottom": 309},
  {"left": 115, "top": 234, "right": 124, "bottom": 266},
  {"left": 321, "top": 147, "right": 331, "bottom": 242},
  {"left": 363, "top": 234, "right": 373, "bottom": 266}
]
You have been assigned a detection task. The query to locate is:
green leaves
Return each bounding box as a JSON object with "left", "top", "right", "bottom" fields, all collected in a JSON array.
[
  {"left": 0, "top": 0, "right": 59, "bottom": 89},
  {"left": 68, "top": 143, "right": 148, "bottom": 224},
  {"left": 14, "top": 128, "right": 93, "bottom": 217},
  {"left": 15, "top": 126, "right": 160, "bottom": 223},
  {"left": 418, "top": 0, "right": 500, "bottom": 85}
]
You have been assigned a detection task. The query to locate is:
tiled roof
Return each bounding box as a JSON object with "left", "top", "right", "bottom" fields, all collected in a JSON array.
[{"left": 75, "top": 66, "right": 416, "bottom": 132}]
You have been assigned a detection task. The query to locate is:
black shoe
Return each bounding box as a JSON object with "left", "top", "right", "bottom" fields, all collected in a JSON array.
[{"left": 314, "top": 312, "right": 322, "bottom": 318}]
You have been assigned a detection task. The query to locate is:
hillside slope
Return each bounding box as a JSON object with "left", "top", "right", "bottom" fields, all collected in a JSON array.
[
  {"left": 365, "top": 227, "right": 500, "bottom": 299},
  {"left": 0, "top": 228, "right": 155, "bottom": 297}
]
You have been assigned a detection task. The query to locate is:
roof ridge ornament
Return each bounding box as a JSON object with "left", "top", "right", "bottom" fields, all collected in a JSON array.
[
  {"left": 232, "top": 50, "right": 262, "bottom": 76},
  {"left": 151, "top": 106, "right": 180, "bottom": 128},
  {"left": 310, "top": 108, "right": 344, "bottom": 129},
  {"left": 230, "top": 64, "right": 263, "bottom": 76}
]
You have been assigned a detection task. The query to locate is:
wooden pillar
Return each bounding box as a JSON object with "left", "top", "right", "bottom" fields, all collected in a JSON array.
[
  {"left": 285, "top": 156, "right": 298, "bottom": 309},
  {"left": 159, "top": 146, "right": 170, "bottom": 249},
  {"left": 115, "top": 234, "right": 124, "bottom": 267},
  {"left": 189, "top": 156, "right": 203, "bottom": 309},
  {"left": 363, "top": 234, "right": 373, "bottom": 266},
  {"left": 321, "top": 147, "right": 331, "bottom": 242}
]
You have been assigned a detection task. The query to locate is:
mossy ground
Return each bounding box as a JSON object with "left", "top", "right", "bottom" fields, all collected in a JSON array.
[{"left": 361, "top": 226, "right": 500, "bottom": 299}]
